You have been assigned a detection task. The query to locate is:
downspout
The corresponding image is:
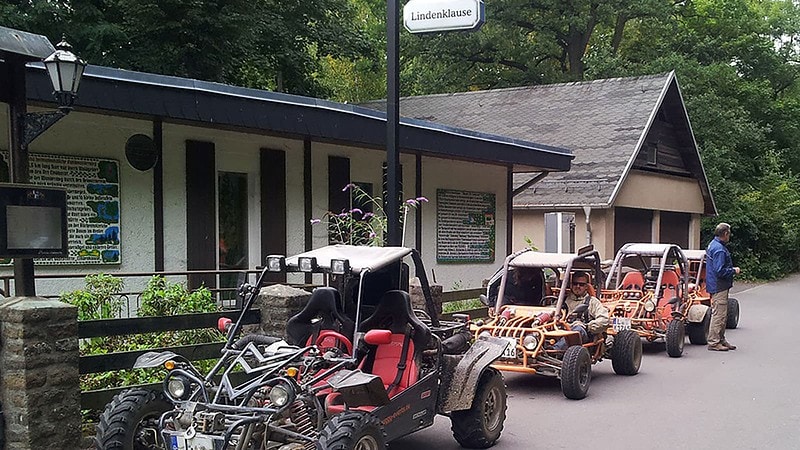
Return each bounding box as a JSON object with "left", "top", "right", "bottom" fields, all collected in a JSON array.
[{"left": 582, "top": 206, "right": 592, "bottom": 245}]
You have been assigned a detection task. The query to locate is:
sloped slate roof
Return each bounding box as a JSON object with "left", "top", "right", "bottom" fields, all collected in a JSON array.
[{"left": 362, "top": 72, "right": 685, "bottom": 208}]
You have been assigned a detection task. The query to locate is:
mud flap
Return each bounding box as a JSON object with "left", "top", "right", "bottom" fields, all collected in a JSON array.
[
  {"left": 437, "top": 336, "right": 506, "bottom": 413},
  {"left": 686, "top": 304, "right": 709, "bottom": 323}
]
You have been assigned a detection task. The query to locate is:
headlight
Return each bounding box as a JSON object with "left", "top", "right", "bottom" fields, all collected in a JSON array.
[
  {"left": 167, "top": 378, "right": 187, "bottom": 399},
  {"left": 522, "top": 334, "right": 539, "bottom": 351},
  {"left": 298, "top": 257, "right": 317, "bottom": 272},
  {"left": 330, "top": 258, "right": 350, "bottom": 275},
  {"left": 266, "top": 256, "right": 285, "bottom": 272},
  {"left": 269, "top": 384, "right": 292, "bottom": 407},
  {"left": 644, "top": 299, "right": 656, "bottom": 312}
]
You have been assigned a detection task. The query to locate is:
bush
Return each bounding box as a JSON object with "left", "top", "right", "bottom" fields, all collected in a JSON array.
[{"left": 61, "top": 275, "right": 222, "bottom": 391}]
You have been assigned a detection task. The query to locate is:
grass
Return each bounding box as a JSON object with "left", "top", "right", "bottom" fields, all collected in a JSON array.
[{"left": 442, "top": 298, "right": 483, "bottom": 314}]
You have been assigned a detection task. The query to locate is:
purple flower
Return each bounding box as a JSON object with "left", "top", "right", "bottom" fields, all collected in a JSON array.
[
  {"left": 369, "top": 232, "right": 377, "bottom": 238},
  {"left": 342, "top": 183, "right": 357, "bottom": 192},
  {"left": 310, "top": 219, "right": 322, "bottom": 225},
  {"left": 337, "top": 212, "right": 349, "bottom": 218},
  {"left": 363, "top": 212, "right": 374, "bottom": 219},
  {"left": 350, "top": 208, "right": 363, "bottom": 215},
  {"left": 416, "top": 196, "right": 429, "bottom": 203},
  {"left": 405, "top": 199, "right": 417, "bottom": 205}
]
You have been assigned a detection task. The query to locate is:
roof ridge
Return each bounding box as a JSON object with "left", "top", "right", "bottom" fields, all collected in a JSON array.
[{"left": 389, "top": 72, "right": 673, "bottom": 101}]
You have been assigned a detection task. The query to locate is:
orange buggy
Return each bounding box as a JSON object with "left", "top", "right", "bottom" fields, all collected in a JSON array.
[
  {"left": 602, "top": 243, "right": 710, "bottom": 357},
  {"left": 683, "top": 249, "right": 740, "bottom": 329},
  {"left": 476, "top": 245, "right": 642, "bottom": 400}
]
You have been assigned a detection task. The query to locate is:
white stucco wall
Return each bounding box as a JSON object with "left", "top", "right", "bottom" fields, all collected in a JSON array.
[
  {"left": 2, "top": 106, "right": 512, "bottom": 296},
  {"left": 419, "top": 158, "right": 508, "bottom": 290}
]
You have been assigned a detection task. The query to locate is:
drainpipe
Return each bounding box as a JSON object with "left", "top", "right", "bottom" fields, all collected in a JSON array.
[{"left": 582, "top": 206, "right": 592, "bottom": 245}]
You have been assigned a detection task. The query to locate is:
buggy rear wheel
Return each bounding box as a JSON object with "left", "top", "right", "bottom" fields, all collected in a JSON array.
[
  {"left": 611, "top": 330, "right": 642, "bottom": 375},
  {"left": 726, "top": 298, "right": 740, "bottom": 329},
  {"left": 451, "top": 367, "right": 507, "bottom": 448},
  {"left": 94, "top": 388, "right": 171, "bottom": 450},
  {"left": 560, "top": 345, "right": 592, "bottom": 400},
  {"left": 317, "top": 411, "right": 386, "bottom": 450},
  {"left": 665, "top": 319, "right": 685, "bottom": 358},
  {"left": 687, "top": 307, "right": 711, "bottom": 345}
]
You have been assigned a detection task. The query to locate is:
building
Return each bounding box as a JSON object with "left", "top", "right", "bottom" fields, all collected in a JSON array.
[
  {"left": 364, "top": 72, "right": 716, "bottom": 259},
  {"left": 1, "top": 51, "right": 572, "bottom": 294}
]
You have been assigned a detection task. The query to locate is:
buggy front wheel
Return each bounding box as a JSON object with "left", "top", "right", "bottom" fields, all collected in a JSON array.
[
  {"left": 94, "top": 388, "right": 171, "bottom": 450},
  {"left": 665, "top": 319, "right": 685, "bottom": 358},
  {"left": 451, "top": 368, "right": 507, "bottom": 448},
  {"left": 560, "top": 345, "right": 592, "bottom": 399},
  {"left": 611, "top": 330, "right": 642, "bottom": 375},
  {"left": 317, "top": 411, "right": 386, "bottom": 450}
]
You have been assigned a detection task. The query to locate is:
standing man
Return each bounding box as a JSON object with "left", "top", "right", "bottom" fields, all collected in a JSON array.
[{"left": 706, "top": 222, "right": 740, "bottom": 351}]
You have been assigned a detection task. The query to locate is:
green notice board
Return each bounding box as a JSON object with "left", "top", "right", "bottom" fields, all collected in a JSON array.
[{"left": 436, "top": 189, "right": 495, "bottom": 263}]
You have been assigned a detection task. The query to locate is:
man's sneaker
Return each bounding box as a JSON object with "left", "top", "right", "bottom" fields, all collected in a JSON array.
[
  {"left": 708, "top": 343, "right": 729, "bottom": 352},
  {"left": 722, "top": 342, "right": 737, "bottom": 350}
]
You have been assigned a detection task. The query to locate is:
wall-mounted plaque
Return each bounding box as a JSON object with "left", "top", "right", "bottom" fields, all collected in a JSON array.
[{"left": 436, "top": 189, "right": 495, "bottom": 263}]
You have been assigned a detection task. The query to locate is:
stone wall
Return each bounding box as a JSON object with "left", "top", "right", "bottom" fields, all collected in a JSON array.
[{"left": 0, "top": 297, "right": 80, "bottom": 450}]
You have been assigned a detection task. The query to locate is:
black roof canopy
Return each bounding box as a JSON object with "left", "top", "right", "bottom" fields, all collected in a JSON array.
[{"left": 19, "top": 64, "right": 573, "bottom": 172}]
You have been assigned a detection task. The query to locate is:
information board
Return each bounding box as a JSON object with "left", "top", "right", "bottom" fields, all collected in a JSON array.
[
  {"left": 1, "top": 152, "right": 121, "bottom": 265},
  {"left": 436, "top": 189, "right": 495, "bottom": 263}
]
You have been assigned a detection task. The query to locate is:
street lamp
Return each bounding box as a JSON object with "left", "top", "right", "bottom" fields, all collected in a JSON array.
[
  {"left": 5, "top": 35, "right": 85, "bottom": 297},
  {"left": 22, "top": 38, "right": 86, "bottom": 147}
]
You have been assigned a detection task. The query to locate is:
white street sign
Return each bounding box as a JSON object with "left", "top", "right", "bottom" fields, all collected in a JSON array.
[{"left": 403, "top": 0, "right": 485, "bottom": 34}]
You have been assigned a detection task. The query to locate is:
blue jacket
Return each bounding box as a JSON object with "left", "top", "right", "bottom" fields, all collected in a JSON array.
[{"left": 706, "top": 236, "right": 735, "bottom": 294}]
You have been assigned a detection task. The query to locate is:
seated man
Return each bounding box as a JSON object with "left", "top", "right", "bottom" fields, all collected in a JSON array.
[
  {"left": 559, "top": 272, "right": 610, "bottom": 347},
  {"left": 504, "top": 267, "right": 545, "bottom": 306}
]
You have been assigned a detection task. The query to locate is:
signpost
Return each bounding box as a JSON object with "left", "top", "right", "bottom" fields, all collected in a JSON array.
[{"left": 385, "top": 0, "right": 485, "bottom": 246}]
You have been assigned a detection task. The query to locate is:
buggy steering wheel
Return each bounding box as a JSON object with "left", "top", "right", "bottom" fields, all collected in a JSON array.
[
  {"left": 315, "top": 330, "right": 353, "bottom": 355},
  {"left": 541, "top": 295, "right": 559, "bottom": 306}
]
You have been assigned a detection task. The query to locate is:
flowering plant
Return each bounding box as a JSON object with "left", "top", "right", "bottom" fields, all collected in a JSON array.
[{"left": 312, "top": 183, "right": 428, "bottom": 246}]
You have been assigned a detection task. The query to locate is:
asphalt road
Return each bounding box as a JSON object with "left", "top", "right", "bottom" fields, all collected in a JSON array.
[{"left": 391, "top": 275, "right": 800, "bottom": 449}]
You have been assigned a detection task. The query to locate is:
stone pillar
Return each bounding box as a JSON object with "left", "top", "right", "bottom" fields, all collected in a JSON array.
[
  {"left": 0, "top": 297, "right": 80, "bottom": 450},
  {"left": 251, "top": 285, "right": 311, "bottom": 338},
  {"left": 409, "top": 278, "right": 442, "bottom": 317}
]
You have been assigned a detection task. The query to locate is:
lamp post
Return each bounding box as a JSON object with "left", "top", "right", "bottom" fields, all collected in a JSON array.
[{"left": 8, "top": 37, "right": 85, "bottom": 296}]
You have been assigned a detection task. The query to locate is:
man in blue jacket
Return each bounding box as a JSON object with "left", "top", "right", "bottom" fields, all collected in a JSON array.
[{"left": 706, "top": 222, "right": 740, "bottom": 351}]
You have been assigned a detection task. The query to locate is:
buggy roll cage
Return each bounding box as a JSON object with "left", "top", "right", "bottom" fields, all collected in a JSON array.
[
  {"left": 491, "top": 244, "right": 603, "bottom": 320},
  {"left": 604, "top": 243, "right": 690, "bottom": 305}
]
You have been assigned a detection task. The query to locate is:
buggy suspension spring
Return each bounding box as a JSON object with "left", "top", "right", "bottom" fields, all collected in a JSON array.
[{"left": 289, "top": 400, "right": 317, "bottom": 449}]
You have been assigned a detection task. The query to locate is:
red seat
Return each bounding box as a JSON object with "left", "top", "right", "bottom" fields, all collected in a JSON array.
[
  {"left": 325, "top": 290, "right": 430, "bottom": 414},
  {"left": 657, "top": 270, "right": 681, "bottom": 315},
  {"left": 620, "top": 271, "right": 645, "bottom": 291}
]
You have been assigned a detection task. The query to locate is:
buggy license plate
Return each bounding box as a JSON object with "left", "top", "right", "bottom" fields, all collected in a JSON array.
[
  {"left": 171, "top": 434, "right": 215, "bottom": 450},
  {"left": 613, "top": 317, "right": 631, "bottom": 331},
  {"left": 501, "top": 338, "right": 518, "bottom": 359}
]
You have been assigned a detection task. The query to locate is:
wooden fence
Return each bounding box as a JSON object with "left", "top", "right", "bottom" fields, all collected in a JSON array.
[{"left": 78, "top": 287, "right": 487, "bottom": 411}]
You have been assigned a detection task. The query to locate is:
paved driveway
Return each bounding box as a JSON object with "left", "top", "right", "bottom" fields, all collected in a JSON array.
[{"left": 391, "top": 275, "right": 800, "bottom": 449}]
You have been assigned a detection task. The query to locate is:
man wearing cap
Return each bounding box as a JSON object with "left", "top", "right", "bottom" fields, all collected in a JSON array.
[{"left": 706, "top": 222, "right": 740, "bottom": 351}]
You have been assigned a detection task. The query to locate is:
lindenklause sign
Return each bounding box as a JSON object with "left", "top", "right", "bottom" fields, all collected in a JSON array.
[{"left": 403, "top": 0, "right": 485, "bottom": 33}]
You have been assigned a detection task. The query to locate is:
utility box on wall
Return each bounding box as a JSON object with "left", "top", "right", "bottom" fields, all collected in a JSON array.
[{"left": 544, "top": 212, "right": 575, "bottom": 253}]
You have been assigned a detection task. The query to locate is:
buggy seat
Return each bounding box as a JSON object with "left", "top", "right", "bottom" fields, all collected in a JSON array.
[
  {"left": 657, "top": 270, "right": 681, "bottom": 314},
  {"left": 620, "top": 271, "right": 645, "bottom": 291},
  {"left": 325, "top": 290, "right": 431, "bottom": 413},
  {"left": 285, "top": 287, "right": 355, "bottom": 352}
]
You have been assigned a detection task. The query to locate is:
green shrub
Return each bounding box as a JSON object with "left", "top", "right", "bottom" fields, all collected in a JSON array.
[{"left": 61, "top": 275, "right": 223, "bottom": 391}]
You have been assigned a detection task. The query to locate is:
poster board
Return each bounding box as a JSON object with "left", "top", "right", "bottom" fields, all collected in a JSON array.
[
  {"left": 436, "top": 189, "right": 495, "bottom": 263},
  {"left": 1, "top": 152, "right": 121, "bottom": 265}
]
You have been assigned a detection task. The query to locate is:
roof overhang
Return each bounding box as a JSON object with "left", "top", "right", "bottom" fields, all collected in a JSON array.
[{"left": 20, "top": 64, "right": 572, "bottom": 172}]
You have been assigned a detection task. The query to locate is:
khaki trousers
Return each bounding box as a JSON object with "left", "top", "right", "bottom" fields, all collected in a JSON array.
[{"left": 708, "top": 290, "right": 729, "bottom": 346}]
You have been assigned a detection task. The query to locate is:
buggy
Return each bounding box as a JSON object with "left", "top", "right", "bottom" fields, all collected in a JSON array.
[
  {"left": 476, "top": 245, "right": 641, "bottom": 400},
  {"left": 95, "top": 245, "right": 509, "bottom": 450},
  {"left": 601, "top": 243, "right": 710, "bottom": 355},
  {"left": 683, "top": 249, "right": 740, "bottom": 329}
]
